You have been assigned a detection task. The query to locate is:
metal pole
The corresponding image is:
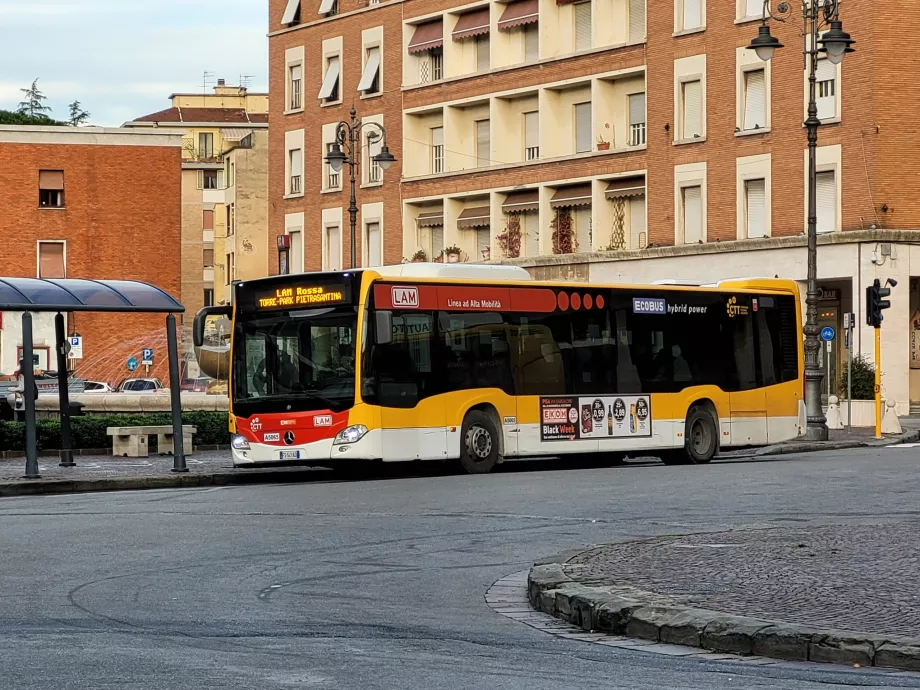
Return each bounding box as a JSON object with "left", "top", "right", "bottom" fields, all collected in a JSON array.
[
  {"left": 847, "top": 325, "right": 852, "bottom": 431},
  {"left": 22, "top": 312, "right": 40, "bottom": 479},
  {"left": 54, "top": 313, "right": 75, "bottom": 467},
  {"left": 875, "top": 326, "right": 882, "bottom": 439},
  {"left": 166, "top": 314, "right": 188, "bottom": 472},
  {"left": 802, "top": 5, "right": 828, "bottom": 440},
  {"left": 347, "top": 108, "right": 359, "bottom": 270}
]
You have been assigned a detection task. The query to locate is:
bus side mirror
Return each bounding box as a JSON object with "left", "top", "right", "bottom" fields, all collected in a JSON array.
[
  {"left": 375, "top": 310, "right": 393, "bottom": 346},
  {"left": 193, "top": 306, "right": 232, "bottom": 347}
]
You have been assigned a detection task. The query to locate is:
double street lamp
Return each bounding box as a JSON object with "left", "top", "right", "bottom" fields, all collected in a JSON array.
[
  {"left": 325, "top": 108, "right": 397, "bottom": 269},
  {"left": 747, "top": 0, "right": 854, "bottom": 441}
]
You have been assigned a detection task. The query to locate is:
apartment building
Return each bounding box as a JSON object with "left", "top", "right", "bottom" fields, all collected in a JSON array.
[
  {"left": 269, "top": 0, "right": 920, "bottom": 411},
  {"left": 125, "top": 81, "right": 269, "bottom": 317},
  {"left": 0, "top": 126, "right": 182, "bottom": 382}
]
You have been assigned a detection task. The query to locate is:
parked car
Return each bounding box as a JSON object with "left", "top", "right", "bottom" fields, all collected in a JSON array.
[
  {"left": 83, "top": 381, "right": 115, "bottom": 394},
  {"left": 181, "top": 377, "right": 212, "bottom": 393},
  {"left": 116, "top": 378, "right": 165, "bottom": 393}
]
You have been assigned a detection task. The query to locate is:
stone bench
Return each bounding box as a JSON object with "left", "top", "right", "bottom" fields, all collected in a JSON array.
[{"left": 106, "top": 425, "right": 196, "bottom": 458}]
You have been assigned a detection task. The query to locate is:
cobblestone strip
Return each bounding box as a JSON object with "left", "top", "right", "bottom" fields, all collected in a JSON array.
[
  {"left": 753, "top": 428, "right": 920, "bottom": 456},
  {"left": 526, "top": 552, "right": 920, "bottom": 672}
]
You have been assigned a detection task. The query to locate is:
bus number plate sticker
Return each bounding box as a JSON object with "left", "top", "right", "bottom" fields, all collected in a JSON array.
[
  {"left": 279, "top": 450, "right": 301, "bottom": 460},
  {"left": 540, "top": 396, "right": 651, "bottom": 441},
  {"left": 264, "top": 433, "right": 280, "bottom": 442}
]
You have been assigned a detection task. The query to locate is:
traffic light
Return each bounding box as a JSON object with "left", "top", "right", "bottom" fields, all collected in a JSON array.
[{"left": 866, "top": 278, "right": 896, "bottom": 328}]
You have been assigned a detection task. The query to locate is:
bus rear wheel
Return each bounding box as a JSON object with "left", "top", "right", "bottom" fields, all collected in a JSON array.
[
  {"left": 660, "top": 406, "right": 718, "bottom": 466},
  {"left": 458, "top": 410, "right": 500, "bottom": 474}
]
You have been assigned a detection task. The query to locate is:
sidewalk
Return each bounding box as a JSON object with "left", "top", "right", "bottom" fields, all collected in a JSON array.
[{"left": 528, "top": 523, "right": 920, "bottom": 671}]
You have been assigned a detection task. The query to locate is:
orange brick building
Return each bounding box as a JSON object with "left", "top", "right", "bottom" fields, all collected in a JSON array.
[
  {"left": 0, "top": 126, "right": 183, "bottom": 384},
  {"left": 268, "top": 0, "right": 920, "bottom": 412}
]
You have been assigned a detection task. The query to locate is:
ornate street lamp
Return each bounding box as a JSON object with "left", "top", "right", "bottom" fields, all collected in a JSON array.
[
  {"left": 747, "top": 0, "right": 853, "bottom": 441},
  {"left": 325, "top": 108, "right": 398, "bottom": 268}
]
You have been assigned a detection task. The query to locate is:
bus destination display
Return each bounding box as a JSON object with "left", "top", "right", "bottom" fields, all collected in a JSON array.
[{"left": 255, "top": 283, "right": 350, "bottom": 310}]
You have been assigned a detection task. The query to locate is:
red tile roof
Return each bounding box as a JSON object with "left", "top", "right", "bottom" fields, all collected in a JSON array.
[{"left": 130, "top": 107, "right": 267, "bottom": 124}]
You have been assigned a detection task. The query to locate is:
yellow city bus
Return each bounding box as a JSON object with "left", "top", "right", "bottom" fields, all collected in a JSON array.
[{"left": 193, "top": 264, "right": 805, "bottom": 473}]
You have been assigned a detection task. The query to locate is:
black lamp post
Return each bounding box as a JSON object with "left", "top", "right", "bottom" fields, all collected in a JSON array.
[
  {"left": 747, "top": 0, "right": 853, "bottom": 441},
  {"left": 325, "top": 108, "right": 397, "bottom": 269}
]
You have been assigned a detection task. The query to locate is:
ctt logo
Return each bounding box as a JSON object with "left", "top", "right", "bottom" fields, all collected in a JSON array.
[
  {"left": 726, "top": 296, "right": 750, "bottom": 318},
  {"left": 392, "top": 286, "right": 419, "bottom": 308}
]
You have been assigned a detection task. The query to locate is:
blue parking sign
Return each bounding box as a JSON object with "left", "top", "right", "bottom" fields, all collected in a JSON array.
[{"left": 141, "top": 348, "right": 154, "bottom": 365}]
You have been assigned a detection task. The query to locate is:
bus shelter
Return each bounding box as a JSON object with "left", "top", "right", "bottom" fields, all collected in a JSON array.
[{"left": 0, "top": 278, "right": 186, "bottom": 478}]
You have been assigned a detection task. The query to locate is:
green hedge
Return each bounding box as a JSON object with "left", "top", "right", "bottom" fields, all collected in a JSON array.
[{"left": 0, "top": 412, "right": 230, "bottom": 451}]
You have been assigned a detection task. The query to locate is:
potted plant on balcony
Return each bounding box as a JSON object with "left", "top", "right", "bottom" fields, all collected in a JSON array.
[
  {"left": 410, "top": 249, "right": 428, "bottom": 263},
  {"left": 444, "top": 245, "right": 462, "bottom": 263},
  {"left": 496, "top": 215, "right": 522, "bottom": 259},
  {"left": 596, "top": 135, "right": 610, "bottom": 151}
]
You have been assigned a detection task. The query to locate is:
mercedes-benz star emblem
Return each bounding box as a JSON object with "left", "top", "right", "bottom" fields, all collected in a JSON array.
[{"left": 283, "top": 431, "right": 295, "bottom": 446}]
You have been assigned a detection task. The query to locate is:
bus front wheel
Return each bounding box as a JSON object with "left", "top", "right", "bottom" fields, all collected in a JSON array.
[{"left": 458, "top": 410, "right": 501, "bottom": 474}]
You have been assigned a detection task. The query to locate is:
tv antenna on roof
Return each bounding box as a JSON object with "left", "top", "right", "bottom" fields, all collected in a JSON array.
[
  {"left": 202, "top": 71, "right": 215, "bottom": 94},
  {"left": 240, "top": 74, "right": 254, "bottom": 89}
]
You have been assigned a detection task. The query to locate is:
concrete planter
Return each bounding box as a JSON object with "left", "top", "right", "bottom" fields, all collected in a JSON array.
[{"left": 834, "top": 399, "right": 879, "bottom": 428}]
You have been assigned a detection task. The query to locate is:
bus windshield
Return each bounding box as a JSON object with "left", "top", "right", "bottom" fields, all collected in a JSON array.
[{"left": 232, "top": 306, "right": 357, "bottom": 416}]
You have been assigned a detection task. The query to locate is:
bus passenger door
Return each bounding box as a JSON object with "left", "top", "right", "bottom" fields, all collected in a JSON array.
[{"left": 728, "top": 309, "right": 768, "bottom": 446}]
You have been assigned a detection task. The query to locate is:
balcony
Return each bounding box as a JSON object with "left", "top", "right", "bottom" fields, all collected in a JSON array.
[
  {"left": 432, "top": 145, "right": 445, "bottom": 174},
  {"left": 290, "top": 175, "right": 302, "bottom": 195},
  {"left": 403, "top": 107, "right": 444, "bottom": 177},
  {"left": 629, "top": 122, "right": 646, "bottom": 147},
  {"left": 368, "top": 161, "right": 382, "bottom": 183},
  {"left": 326, "top": 170, "right": 340, "bottom": 190}
]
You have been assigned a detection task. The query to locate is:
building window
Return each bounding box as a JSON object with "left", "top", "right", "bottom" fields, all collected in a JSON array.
[
  {"left": 574, "top": 101, "right": 592, "bottom": 154},
  {"left": 743, "top": 0, "right": 761, "bottom": 19},
  {"left": 324, "top": 225, "right": 342, "bottom": 270},
  {"left": 431, "top": 126, "right": 444, "bottom": 173},
  {"left": 574, "top": 207, "right": 592, "bottom": 252},
  {"left": 38, "top": 241, "right": 65, "bottom": 278},
  {"left": 742, "top": 69, "right": 766, "bottom": 131},
  {"left": 476, "top": 227, "right": 491, "bottom": 260},
  {"left": 203, "top": 209, "right": 214, "bottom": 230},
  {"left": 203, "top": 288, "right": 214, "bottom": 307},
  {"left": 680, "top": 79, "right": 703, "bottom": 140},
  {"left": 289, "top": 148, "right": 303, "bottom": 194},
  {"left": 199, "top": 170, "right": 221, "bottom": 190},
  {"left": 816, "top": 170, "right": 836, "bottom": 234},
  {"left": 365, "top": 221, "right": 382, "bottom": 266},
  {"left": 629, "top": 0, "right": 645, "bottom": 41},
  {"left": 681, "top": 185, "right": 703, "bottom": 243},
  {"left": 358, "top": 46, "right": 382, "bottom": 96},
  {"left": 679, "top": 0, "right": 702, "bottom": 30},
  {"left": 524, "top": 111, "right": 539, "bottom": 161},
  {"left": 38, "top": 170, "right": 65, "bottom": 208},
  {"left": 325, "top": 143, "right": 340, "bottom": 189},
  {"left": 475, "top": 119, "right": 490, "bottom": 167},
  {"left": 203, "top": 248, "right": 215, "bottom": 266},
  {"left": 628, "top": 92, "right": 646, "bottom": 146},
  {"left": 629, "top": 195, "right": 647, "bottom": 249},
  {"left": 318, "top": 55, "right": 341, "bottom": 103},
  {"left": 318, "top": 0, "right": 339, "bottom": 15},
  {"left": 816, "top": 58, "right": 837, "bottom": 120},
  {"left": 366, "top": 131, "right": 383, "bottom": 183},
  {"left": 198, "top": 132, "right": 214, "bottom": 159},
  {"left": 476, "top": 35, "right": 490, "bottom": 72},
  {"left": 574, "top": 1, "right": 592, "bottom": 51},
  {"left": 227, "top": 203, "right": 236, "bottom": 236},
  {"left": 523, "top": 24, "right": 539, "bottom": 61},
  {"left": 744, "top": 178, "right": 766, "bottom": 238},
  {"left": 281, "top": 0, "right": 301, "bottom": 26},
  {"left": 289, "top": 64, "right": 303, "bottom": 110},
  {"left": 227, "top": 253, "right": 235, "bottom": 283}
]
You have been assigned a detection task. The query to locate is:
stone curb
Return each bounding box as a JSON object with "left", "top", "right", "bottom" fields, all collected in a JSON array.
[
  {"left": 527, "top": 550, "right": 920, "bottom": 672},
  {"left": 752, "top": 428, "right": 920, "bottom": 457},
  {"left": 0, "top": 468, "right": 320, "bottom": 498}
]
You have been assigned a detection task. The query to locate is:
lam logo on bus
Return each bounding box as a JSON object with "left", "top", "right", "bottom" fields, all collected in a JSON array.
[
  {"left": 392, "top": 286, "right": 419, "bottom": 308},
  {"left": 313, "top": 415, "right": 333, "bottom": 427}
]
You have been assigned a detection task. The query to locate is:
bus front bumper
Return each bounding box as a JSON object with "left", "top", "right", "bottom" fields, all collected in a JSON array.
[{"left": 232, "top": 429, "right": 382, "bottom": 466}]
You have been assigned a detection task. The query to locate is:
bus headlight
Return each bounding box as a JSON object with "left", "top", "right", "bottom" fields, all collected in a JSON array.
[
  {"left": 334, "top": 425, "right": 368, "bottom": 445},
  {"left": 231, "top": 434, "right": 251, "bottom": 450}
]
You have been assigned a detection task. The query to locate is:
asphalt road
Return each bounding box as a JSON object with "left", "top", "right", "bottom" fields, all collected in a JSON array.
[{"left": 2, "top": 448, "right": 920, "bottom": 690}]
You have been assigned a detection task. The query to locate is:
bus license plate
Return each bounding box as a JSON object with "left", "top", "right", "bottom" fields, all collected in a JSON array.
[{"left": 279, "top": 450, "right": 301, "bottom": 460}]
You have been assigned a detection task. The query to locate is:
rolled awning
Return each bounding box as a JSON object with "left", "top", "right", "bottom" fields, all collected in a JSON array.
[
  {"left": 550, "top": 184, "right": 592, "bottom": 209},
  {"left": 417, "top": 211, "right": 444, "bottom": 227},
  {"left": 502, "top": 190, "right": 539, "bottom": 213},
  {"left": 605, "top": 175, "right": 646, "bottom": 200},
  {"left": 39, "top": 170, "right": 64, "bottom": 190},
  {"left": 498, "top": 0, "right": 538, "bottom": 31},
  {"left": 457, "top": 207, "right": 491, "bottom": 228},
  {"left": 408, "top": 20, "right": 444, "bottom": 54},
  {"left": 220, "top": 128, "right": 253, "bottom": 142},
  {"left": 452, "top": 7, "right": 491, "bottom": 40}
]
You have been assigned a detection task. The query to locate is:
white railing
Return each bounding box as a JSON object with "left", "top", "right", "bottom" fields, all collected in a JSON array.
[
  {"left": 630, "top": 122, "right": 646, "bottom": 147},
  {"left": 432, "top": 145, "right": 444, "bottom": 174},
  {"left": 525, "top": 146, "right": 539, "bottom": 161}
]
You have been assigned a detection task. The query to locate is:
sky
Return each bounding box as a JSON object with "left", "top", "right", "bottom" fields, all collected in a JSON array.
[{"left": 0, "top": 0, "right": 269, "bottom": 126}]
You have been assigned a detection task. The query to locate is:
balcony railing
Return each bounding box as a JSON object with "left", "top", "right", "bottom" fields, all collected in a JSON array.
[
  {"left": 525, "top": 146, "right": 539, "bottom": 161},
  {"left": 290, "top": 82, "right": 302, "bottom": 110},
  {"left": 327, "top": 170, "right": 340, "bottom": 189},
  {"left": 431, "top": 145, "right": 444, "bottom": 174},
  {"left": 368, "top": 162, "right": 382, "bottom": 183},
  {"left": 290, "top": 175, "right": 302, "bottom": 194},
  {"left": 629, "top": 122, "right": 646, "bottom": 147}
]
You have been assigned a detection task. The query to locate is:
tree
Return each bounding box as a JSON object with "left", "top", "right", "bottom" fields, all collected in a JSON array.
[
  {"left": 68, "top": 101, "right": 90, "bottom": 127},
  {"left": 0, "top": 110, "right": 63, "bottom": 126},
  {"left": 17, "top": 79, "right": 52, "bottom": 118}
]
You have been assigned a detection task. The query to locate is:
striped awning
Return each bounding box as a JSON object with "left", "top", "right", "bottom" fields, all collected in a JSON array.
[
  {"left": 498, "top": 0, "right": 538, "bottom": 31},
  {"left": 416, "top": 211, "right": 444, "bottom": 227},
  {"left": 502, "top": 190, "right": 539, "bottom": 213},
  {"left": 457, "top": 206, "right": 491, "bottom": 228},
  {"left": 605, "top": 175, "right": 646, "bottom": 200},
  {"left": 550, "top": 184, "right": 592, "bottom": 208},
  {"left": 452, "top": 7, "right": 491, "bottom": 40},
  {"left": 220, "top": 128, "right": 253, "bottom": 142},
  {"left": 408, "top": 20, "right": 444, "bottom": 54}
]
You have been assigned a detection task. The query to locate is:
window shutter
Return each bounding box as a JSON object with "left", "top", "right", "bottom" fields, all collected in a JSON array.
[
  {"left": 524, "top": 25, "right": 539, "bottom": 60},
  {"left": 629, "top": 195, "right": 647, "bottom": 249},
  {"left": 524, "top": 111, "right": 538, "bottom": 150},
  {"left": 574, "top": 2, "right": 592, "bottom": 51},
  {"left": 629, "top": 92, "right": 646, "bottom": 126},
  {"left": 476, "top": 227, "right": 491, "bottom": 257},
  {"left": 574, "top": 102, "right": 592, "bottom": 153},
  {"left": 682, "top": 80, "right": 702, "bottom": 138},
  {"left": 203, "top": 210, "right": 214, "bottom": 230},
  {"left": 476, "top": 120, "right": 490, "bottom": 167},
  {"left": 745, "top": 0, "right": 761, "bottom": 17},
  {"left": 682, "top": 186, "right": 703, "bottom": 243},
  {"left": 431, "top": 225, "right": 444, "bottom": 256},
  {"left": 815, "top": 59, "right": 836, "bottom": 119},
  {"left": 683, "top": 0, "right": 702, "bottom": 28},
  {"left": 38, "top": 243, "right": 66, "bottom": 279},
  {"left": 281, "top": 0, "right": 300, "bottom": 25},
  {"left": 476, "top": 36, "right": 490, "bottom": 72},
  {"left": 291, "top": 64, "right": 302, "bottom": 82},
  {"left": 574, "top": 207, "right": 592, "bottom": 252},
  {"left": 816, "top": 170, "right": 836, "bottom": 234},
  {"left": 628, "top": 0, "right": 645, "bottom": 41},
  {"left": 318, "top": 56, "right": 340, "bottom": 100},
  {"left": 523, "top": 212, "right": 539, "bottom": 256},
  {"left": 327, "top": 226, "right": 341, "bottom": 270},
  {"left": 289, "top": 149, "right": 302, "bottom": 177},
  {"left": 289, "top": 230, "right": 304, "bottom": 273},
  {"left": 743, "top": 69, "right": 766, "bottom": 130},
  {"left": 367, "top": 222, "right": 382, "bottom": 266},
  {"left": 357, "top": 47, "right": 381, "bottom": 92},
  {"left": 431, "top": 126, "right": 444, "bottom": 147},
  {"left": 745, "top": 178, "right": 766, "bottom": 238}
]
